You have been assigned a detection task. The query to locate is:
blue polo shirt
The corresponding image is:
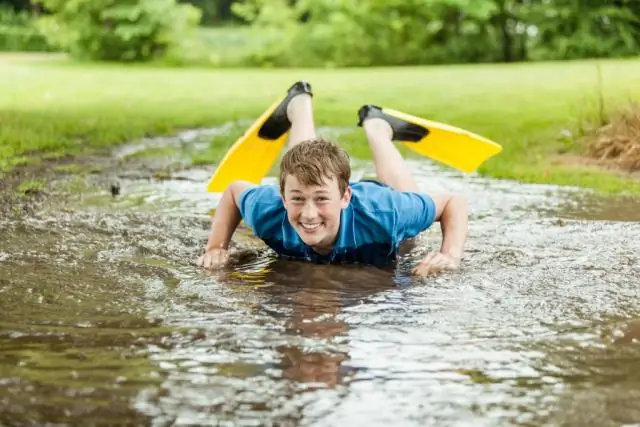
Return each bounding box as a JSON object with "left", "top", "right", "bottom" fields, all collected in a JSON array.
[{"left": 237, "top": 180, "right": 437, "bottom": 266}]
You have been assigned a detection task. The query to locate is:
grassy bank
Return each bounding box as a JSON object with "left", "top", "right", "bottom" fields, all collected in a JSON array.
[{"left": 1, "top": 54, "right": 640, "bottom": 194}]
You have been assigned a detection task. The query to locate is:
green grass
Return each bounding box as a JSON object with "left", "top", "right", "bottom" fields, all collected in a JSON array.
[
  {"left": 1, "top": 54, "right": 640, "bottom": 194},
  {"left": 17, "top": 178, "right": 45, "bottom": 196}
]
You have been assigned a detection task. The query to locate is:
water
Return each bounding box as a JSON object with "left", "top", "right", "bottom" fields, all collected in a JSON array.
[{"left": 1, "top": 128, "right": 640, "bottom": 426}]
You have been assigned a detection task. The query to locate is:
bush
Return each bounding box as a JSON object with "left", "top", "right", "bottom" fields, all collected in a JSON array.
[
  {"left": 228, "top": 0, "right": 505, "bottom": 68},
  {"left": 34, "top": 0, "right": 202, "bottom": 62},
  {"left": 0, "top": 5, "right": 55, "bottom": 52},
  {"left": 227, "top": 0, "right": 640, "bottom": 68}
]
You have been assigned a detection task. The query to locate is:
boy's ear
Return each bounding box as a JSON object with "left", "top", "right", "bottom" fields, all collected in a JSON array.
[{"left": 341, "top": 186, "right": 352, "bottom": 208}]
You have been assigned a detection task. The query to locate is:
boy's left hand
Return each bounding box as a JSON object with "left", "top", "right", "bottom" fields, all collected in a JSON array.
[
  {"left": 412, "top": 252, "right": 461, "bottom": 276},
  {"left": 196, "top": 248, "right": 230, "bottom": 270}
]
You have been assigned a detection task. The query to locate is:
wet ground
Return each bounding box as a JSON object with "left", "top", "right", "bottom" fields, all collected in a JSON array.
[{"left": 1, "top": 128, "right": 640, "bottom": 426}]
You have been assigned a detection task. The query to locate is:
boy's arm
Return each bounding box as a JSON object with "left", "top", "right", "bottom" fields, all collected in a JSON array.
[
  {"left": 411, "top": 193, "right": 468, "bottom": 276},
  {"left": 197, "top": 181, "right": 255, "bottom": 268},
  {"left": 431, "top": 194, "right": 468, "bottom": 260},
  {"left": 204, "top": 181, "right": 254, "bottom": 251}
]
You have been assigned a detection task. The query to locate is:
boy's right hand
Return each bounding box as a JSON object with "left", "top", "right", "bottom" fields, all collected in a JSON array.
[{"left": 196, "top": 248, "right": 230, "bottom": 270}]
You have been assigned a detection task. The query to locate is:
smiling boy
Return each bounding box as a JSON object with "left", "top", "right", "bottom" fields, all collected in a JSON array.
[{"left": 196, "top": 81, "right": 468, "bottom": 276}]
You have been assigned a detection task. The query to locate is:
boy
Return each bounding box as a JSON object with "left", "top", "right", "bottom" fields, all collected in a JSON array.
[{"left": 196, "top": 81, "right": 468, "bottom": 276}]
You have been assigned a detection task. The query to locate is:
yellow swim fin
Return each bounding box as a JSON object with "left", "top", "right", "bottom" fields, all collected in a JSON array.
[
  {"left": 206, "top": 81, "right": 313, "bottom": 192},
  {"left": 357, "top": 105, "right": 502, "bottom": 173}
]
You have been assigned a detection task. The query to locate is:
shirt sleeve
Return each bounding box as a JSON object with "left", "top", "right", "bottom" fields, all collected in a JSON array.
[
  {"left": 391, "top": 190, "right": 437, "bottom": 242},
  {"left": 237, "top": 185, "right": 284, "bottom": 239}
]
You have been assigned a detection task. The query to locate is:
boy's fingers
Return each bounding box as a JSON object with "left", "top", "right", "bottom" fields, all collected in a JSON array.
[
  {"left": 208, "top": 254, "right": 220, "bottom": 269},
  {"left": 196, "top": 249, "right": 233, "bottom": 270},
  {"left": 413, "top": 253, "right": 458, "bottom": 276}
]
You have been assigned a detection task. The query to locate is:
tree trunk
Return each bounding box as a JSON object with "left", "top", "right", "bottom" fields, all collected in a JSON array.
[{"left": 495, "top": 0, "right": 513, "bottom": 62}]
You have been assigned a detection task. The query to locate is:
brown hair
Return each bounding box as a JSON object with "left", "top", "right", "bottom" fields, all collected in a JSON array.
[{"left": 279, "top": 138, "right": 351, "bottom": 195}]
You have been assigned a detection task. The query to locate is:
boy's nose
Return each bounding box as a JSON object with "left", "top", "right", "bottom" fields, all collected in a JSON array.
[{"left": 301, "top": 202, "right": 318, "bottom": 219}]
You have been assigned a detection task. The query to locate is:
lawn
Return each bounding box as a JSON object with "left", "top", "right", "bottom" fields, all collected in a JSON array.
[{"left": 1, "top": 53, "right": 640, "bottom": 194}]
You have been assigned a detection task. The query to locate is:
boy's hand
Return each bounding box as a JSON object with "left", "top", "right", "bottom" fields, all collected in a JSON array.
[
  {"left": 412, "top": 252, "right": 460, "bottom": 276},
  {"left": 196, "top": 248, "right": 230, "bottom": 270}
]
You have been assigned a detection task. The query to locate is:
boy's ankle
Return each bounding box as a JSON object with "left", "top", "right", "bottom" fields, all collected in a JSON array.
[
  {"left": 363, "top": 117, "right": 393, "bottom": 140},
  {"left": 286, "top": 93, "right": 313, "bottom": 122}
]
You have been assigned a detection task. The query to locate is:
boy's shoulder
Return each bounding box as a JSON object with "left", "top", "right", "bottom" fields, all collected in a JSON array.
[
  {"left": 348, "top": 180, "right": 436, "bottom": 241},
  {"left": 349, "top": 180, "right": 404, "bottom": 209},
  {"left": 238, "top": 183, "right": 282, "bottom": 207},
  {"left": 237, "top": 184, "right": 285, "bottom": 238}
]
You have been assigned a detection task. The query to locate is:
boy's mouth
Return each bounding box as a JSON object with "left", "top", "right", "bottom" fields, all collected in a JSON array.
[{"left": 300, "top": 222, "right": 322, "bottom": 232}]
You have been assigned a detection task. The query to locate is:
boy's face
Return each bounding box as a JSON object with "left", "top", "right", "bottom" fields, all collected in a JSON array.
[{"left": 282, "top": 174, "right": 351, "bottom": 254}]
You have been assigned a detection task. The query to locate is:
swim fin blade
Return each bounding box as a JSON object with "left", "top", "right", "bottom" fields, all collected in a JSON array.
[
  {"left": 357, "top": 105, "right": 503, "bottom": 173},
  {"left": 206, "top": 81, "right": 313, "bottom": 193}
]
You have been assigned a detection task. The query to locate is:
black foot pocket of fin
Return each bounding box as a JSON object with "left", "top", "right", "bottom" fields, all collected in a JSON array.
[
  {"left": 357, "top": 104, "right": 428, "bottom": 142},
  {"left": 258, "top": 81, "right": 314, "bottom": 140}
]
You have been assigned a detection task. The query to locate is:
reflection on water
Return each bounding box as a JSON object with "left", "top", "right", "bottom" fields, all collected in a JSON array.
[
  {"left": 549, "top": 192, "right": 640, "bottom": 221},
  {"left": 252, "top": 262, "right": 393, "bottom": 388},
  {"left": 2, "top": 130, "right": 640, "bottom": 426}
]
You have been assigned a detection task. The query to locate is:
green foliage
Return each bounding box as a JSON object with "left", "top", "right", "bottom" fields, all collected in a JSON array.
[
  {"left": 34, "top": 0, "right": 202, "bottom": 62},
  {"left": 227, "top": 0, "right": 508, "bottom": 67},
  {"left": 6, "top": 0, "right": 637, "bottom": 67},
  {"left": 528, "top": 0, "right": 640, "bottom": 60},
  {"left": 179, "top": 0, "right": 239, "bottom": 25},
  {"left": 225, "top": 0, "right": 640, "bottom": 68},
  {"left": 0, "top": 5, "right": 54, "bottom": 52}
]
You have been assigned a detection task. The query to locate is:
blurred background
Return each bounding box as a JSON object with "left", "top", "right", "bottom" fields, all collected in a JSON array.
[{"left": 1, "top": 0, "right": 639, "bottom": 68}]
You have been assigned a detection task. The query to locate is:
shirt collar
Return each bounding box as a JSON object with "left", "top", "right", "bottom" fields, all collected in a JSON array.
[{"left": 332, "top": 202, "right": 356, "bottom": 254}]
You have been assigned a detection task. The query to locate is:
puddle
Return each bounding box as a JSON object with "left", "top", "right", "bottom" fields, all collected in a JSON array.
[
  {"left": 2, "top": 127, "right": 640, "bottom": 426},
  {"left": 112, "top": 125, "right": 237, "bottom": 160},
  {"left": 545, "top": 193, "right": 640, "bottom": 221}
]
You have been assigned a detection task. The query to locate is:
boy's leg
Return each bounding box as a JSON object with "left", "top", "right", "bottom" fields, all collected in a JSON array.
[
  {"left": 361, "top": 117, "right": 420, "bottom": 192},
  {"left": 285, "top": 93, "right": 316, "bottom": 151}
]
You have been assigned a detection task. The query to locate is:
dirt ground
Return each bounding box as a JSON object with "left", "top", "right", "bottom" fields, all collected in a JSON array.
[{"left": 0, "top": 149, "right": 126, "bottom": 219}]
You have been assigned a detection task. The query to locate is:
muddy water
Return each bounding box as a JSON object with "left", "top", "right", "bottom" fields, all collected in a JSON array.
[{"left": 2, "top": 129, "right": 640, "bottom": 426}]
